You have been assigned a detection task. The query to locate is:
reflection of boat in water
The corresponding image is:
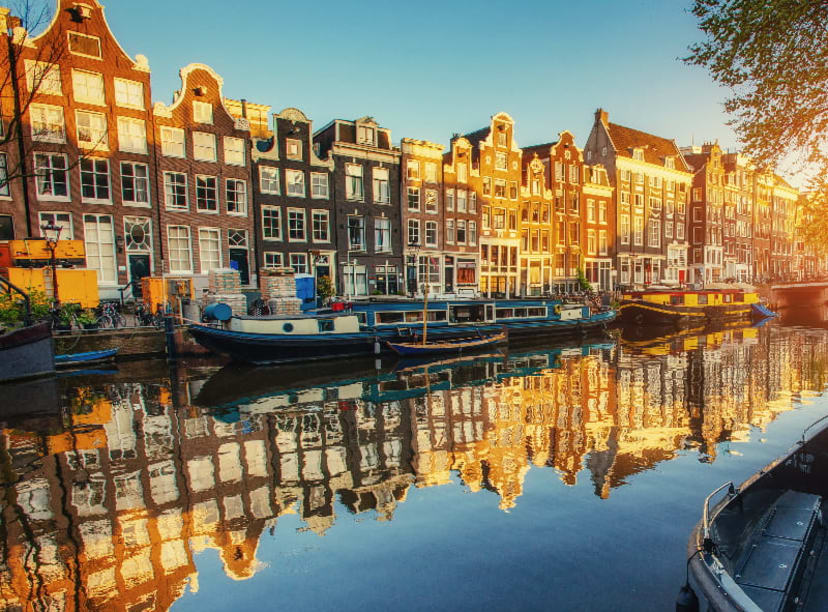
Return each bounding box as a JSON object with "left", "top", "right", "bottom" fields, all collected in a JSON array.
[
  {"left": 681, "top": 416, "right": 828, "bottom": 612},
  {"left": 386, "top": 330, "right": 507, "bottom": 356}
]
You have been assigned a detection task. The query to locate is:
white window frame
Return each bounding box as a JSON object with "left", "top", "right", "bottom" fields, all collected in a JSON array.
[
  {"left": 285, "top": 138, "right": 302, "bottom": 160},
  {"left": 67, "top": 31, "right": 102, "bottom": 59},
  {"left": 345, "top": 164, "right": 363, "bottom": 201},
  {"left": 25, "top": 60, "right": 62, "bottom": 95},
  {"left": 310, "top": 172, "right": 329, "bottom": 199},
  {"left": 79, "top": 158, "right": 111, "bottom": 204},
  {"left": 164, "top": 171, "right": 188, "bottom": 211},
  {"left": 425, "top": 220, "right": 438, "bottom": 247},
  {"left": 226, "top": 179, "right": 247, "bottom": 216},
  {"left": 223, "top": 136, "right": 245, "bottom": 166},
  {"left": 259, "top": 166, "right": 280, "bottom": 194},
  {"left": 0, "top": 153, "right": 7, "bottom": 197},
  {"left": 72, "top": 69, "right": 105, "bottom": 106},
  {"left": 375, "top": 217, "right": 391, "bottom": 253},
  {"left": 160, "top": 127, "right": 186, "bottom": 158},
  {"left": 287, "top": 208, "right": 306, "bottom": 242},
  {"left": 193, "top": 101, "right": 213, "bottom": 125},
  {"left": 29, "top": 103, "right": 65, "bottom": 143},
  {"left": 167, "top": 225, "right": 193, "bottom": 274},
  {"left": 83, "top": 214, "right": 117, "bottom": 285},
  {"left": 312, "top": 209, "right": 330, "bottom": 243},
  {"left": 195, "top": 175, "right": 218, "bottom": 213},
  {"left": 117, "top": 116, "right": 147, "bottom": 154},
  {"left": 264, "top": 252, "right": 284, "bottom": 268},
  {"left": 286, "top": 169, "right": 306, "bottom": 197},
  {"left": 75, "top": 109, "right": 108, "bottom": 150},
  {"left": 114, "top": 78, "right": 144, "bottom": 109},
  {"left": 425, "top": 162, "right": 437, "bottom": 183},
  {"left": 38, "top": 212, "right": 73, "bottom": 238},
  {"left": 262, "top": 206, "right": 282, "bottom": 241},
  {"left": 120, "top": 161, "right": 150, "bottom": 208},
  {"left": 373, "top": 167, "right": 390, "bottom": 204},
  {"left": 198, "top": 227, "right": 222, "bottom": 273},
  {"left": 193, "top": 131, "right": 217, "bottom": 162}
]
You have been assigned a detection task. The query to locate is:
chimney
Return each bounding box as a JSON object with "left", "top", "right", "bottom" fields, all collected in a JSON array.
[
  {"left": 241, "top": 98, "right": 248, "bottom": 118},
  {"left": 595, "top": 108, "right": 608, "bottom": 126}
]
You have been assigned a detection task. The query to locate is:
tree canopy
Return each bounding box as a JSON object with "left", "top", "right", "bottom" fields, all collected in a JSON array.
[{"left": 685, "top": 0, "right": 828, "bottom": 249}]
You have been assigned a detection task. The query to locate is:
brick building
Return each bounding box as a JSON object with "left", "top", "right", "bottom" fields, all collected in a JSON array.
[
  {"left": 0, "top": 0, "right": 157, "bottom": 298},
  {"left": 152, "top": 64, "right": 255, "bottom": 289},
  {"left": 250, "top": 107, "right": 335, "bottom": 285},
  {"left": 468, "top": 112, "right": 523, "bottom": 298},
  {"left": 400, "top": 138, "right": 445, "bottom": 295},
  {"left": 683, "top": 143, "right": 726, "bottom": 284},
  {"left": 584, "top": 109, "right": 692, "bottom": 289},
  {"left": 722, "top": 153, "right": 755, "bottom": 282},
  {"left": 441, "top": 136, "right": 480, "bottom": 295},
  {"left": 770, "top": 176, "right": 798, "bottom": 281},
  {"left": 582, "top": 163, "right": 614, "bottom": 290},
  {"left": 313, "top": 117, "right": 402, "bottom": 296}
]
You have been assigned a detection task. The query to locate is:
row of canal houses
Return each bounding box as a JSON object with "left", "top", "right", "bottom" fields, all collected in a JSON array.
[{"left": 0, "top": 1, "right": 821, "bottom": 301}]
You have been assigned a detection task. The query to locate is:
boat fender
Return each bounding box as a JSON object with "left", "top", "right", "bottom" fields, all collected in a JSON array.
[{"left": 553, "top": 304, "right": 562, "bottom": 316}]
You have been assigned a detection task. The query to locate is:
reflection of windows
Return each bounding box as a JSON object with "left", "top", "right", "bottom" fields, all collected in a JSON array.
[
  {"left": 425, "top": 189, "right": 438, "bottom": 213},
  {"left": 80, "top": 158, "right": 110, "bottom": 202},
  {"left": 495, "top": 151, "right": 507, "bottom": 170},
  {"left": 164, "top": 172, "right": 187, "bottom": 210},
  {"left": 406, "top": 160, "right": 419, "bottom": 179},
  {"left": 30, "top": 104, "right": 65, "bottom": 142},
  {"left": 25, "top": 60, "right": 62, "bottom": 94},
  {"left": 121, "top": 162, "right": 149, "bottom": 206},
  {"left": 195, "top": 175, "right": 218, "bottom": 212},
  {"left": 160, "top": 127, "right": 185, "bottom": 158},
  {"left": 375, "top": 217, "right": 391, "bottom": 252},
  {"left": 75, "top": 110, "right": 108, "bottom": 149},
  {"left": 425, "top": 162, "right": 437, "bottom": 182},
  {"left": 286, "top": 169, "right": 305, "bottom": 197},
  {"left": 259, "top": 166, "right": 279, "bottom": 194},
  {"left": 117, "top": 117, "right": 146, "bottom": 154},
  {"left": 262, "top": 206, "right": 282, "bottom": 240}
]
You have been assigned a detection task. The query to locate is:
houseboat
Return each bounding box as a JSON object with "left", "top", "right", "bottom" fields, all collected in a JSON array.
[
  {"left": 681, "top": 415, "right": 828, "bottom": 612},
  {"left": 618, "top": 286, "right": 763, "bottom": 328},
  {"left": 348, "top": 298, "right": 616, "bottom": 339}
]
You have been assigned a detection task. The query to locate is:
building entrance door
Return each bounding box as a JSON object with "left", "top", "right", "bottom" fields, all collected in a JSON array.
[
  {"left": 128, "top": 254, "right": 150, "bottom": 299},
  {"left": 229, "top": 249, "right": 250, "bottom": 285}
]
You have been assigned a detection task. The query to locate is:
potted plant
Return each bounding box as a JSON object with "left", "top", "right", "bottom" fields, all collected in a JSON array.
[
  {"left": 55, "top": 303, "right": 80, "bottom": 331},
  {"left": 76, "top": 309, "right": 99, "bottom": 331},
  {"left": 316, "top": 275, "right": 335, "bottom": 305}
]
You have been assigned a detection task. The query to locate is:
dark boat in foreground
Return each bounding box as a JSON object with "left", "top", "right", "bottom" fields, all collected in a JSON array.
[
  {"left": 681, "top": 415, "right": 828, "bottom": 612},
  {"left": 55, "top": 348, "right": 119, "bottom": 368},
  {"left": 0, "top": 322, "right": 55, "bottom": 383},
  {"left": 386, "top": 330, "right": 507, "bottom": 356}
]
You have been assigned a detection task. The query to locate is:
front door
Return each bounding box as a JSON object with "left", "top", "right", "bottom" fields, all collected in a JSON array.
[
  {"left": 128, "top": 254, "right": 150, "bottom": 298},
  {"left": 229, "top": 248, "right": 250, "bottom": 285}
]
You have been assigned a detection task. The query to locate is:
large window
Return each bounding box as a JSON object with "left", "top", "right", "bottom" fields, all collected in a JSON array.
[
  {"left": 406, "top": 160, "right": 420, "bottom": 180},
  {"left": 68, "top": 32, "right": 101, "bottom": 58},
  {"left": 198, "top": 228, "right": 222, "bottom": 273},
  {"left": 114, "top": 78, "right": 144, "bottom": 109},
  {"left": 76, "top": 110, "right": 108, "bottom": 150},
  {"left": 223, "top": 137, "right": 245, "bottom": 166},
  {"left": 226, "top": 179, "right": 247, "bottom": 215},
  {"left": 72, "top": 69, "right": 105, "bottom": 105},
  {"left": 346, "top": 164, "right": 363, "bottom": 201},
  {"left": 160, "top": 127, "right": 185, "bottom": 158},
  {"left": 407, "top": 186, "right": 420, "bottom": 211},
  {"left": 259, "top": 166, "right": 280, "bottom": 194},
  {"left": 262, "top": 206, "right": 282, "bottom": 241},
  {"left": 312, "top": 210, "right": 329, "bottom": 243},
  {"left": 121, "top": 162, "right": 149, "bottom": 206},
  {"left": 164, "top": 172, "right": 188, "bottom": 210},
  {"left": 83, "top": 214, "right": 117, "bottom": 284},
  {"left": 80, "top": 158, "right": 110, "bottom": 203},
  {"left": 407, "top": 219, "right": 420, "bottom": 246},
  {"left": 117, "top": 117, "right": 146, "bottom": 154},
  {"left": 167, "top": 226, "right": 192, "bottom": 273},
  {"left": 348, "top": 216, "right": 365, "bottom": 250},
  {"left": 287, "top": 208, "right": 306, "bottom": 241},
  {"left": 425, "top": 189, "right": 438, "bottom": 213},
  {"left": 193, "top": 101, "right": 213, "bottom": 125},
  {"left": 193, "top": 132, "right": 217, "bottom": 162},
  {"left": 286, "top": 169, "right": 305, "bottom": 197},
  {"left": 649, "top": 219, "right": 661, "bottom": 248},
  {"left": 25, "top": 60, "right": 62, "bottom": 95},
  {"left": 375, "top": 217, "right": 391, "bottom": 253},
  {"left": 457, "top": 190, "right": 467, "bottom": 213},
  {"left": 39, "top": 212, "right": 73, "bottom": 238},
  {"left": 425, "top": 221, "right": 438, "bottom": 247},
  {"left": 195, "top": 175, "right": 218, "bottom": 212},
  {"left": 0, "top": 153, "right": 7, "bottom": 196},
  {"left": 373, "top": 167, "right": 390, "bottom": 203},
  {"left": 445, "top": 219, "right": 455, "bottom": 244},
  {"left": 311, "top": 172, "right": 329, "bottom": 198},
  {"left": 30, "top": 104, "right": 65, "bottom": 142}
]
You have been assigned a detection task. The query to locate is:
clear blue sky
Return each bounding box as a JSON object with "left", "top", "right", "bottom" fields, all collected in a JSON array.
[{"left": 101, "top": 0, "right": 735, "bottom": 153}]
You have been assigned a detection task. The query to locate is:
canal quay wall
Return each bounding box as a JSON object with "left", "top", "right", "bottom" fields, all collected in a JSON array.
[{"left": 54, "top": 327, "right": 213, "bottom": 360}]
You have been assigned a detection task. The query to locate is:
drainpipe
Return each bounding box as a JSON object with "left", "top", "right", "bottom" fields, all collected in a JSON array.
[
  {"left": 149, "top": 109, "right": 165, "bottom": 274},
  {"left": 6, "top": 31, "right": 33, "bottom": 236},
  {"left": 242, "top": 99, "right": 261, "bottom": 288}
]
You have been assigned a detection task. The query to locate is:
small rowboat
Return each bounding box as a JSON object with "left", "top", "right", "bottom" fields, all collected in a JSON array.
[
  {"left": 55, "top": 348, "right": 119, "bottom": 369},
  {"left": 386, "top": 330, "right": 507, "bottom": 357}
]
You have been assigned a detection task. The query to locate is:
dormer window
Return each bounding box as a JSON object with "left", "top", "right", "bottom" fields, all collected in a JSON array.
[
  {"left": 497, "top": 131, "right": 507, "bottom": 147},
  {"left": 286, "top": 138, "right": 302, "bottom": 160},
  {"left": 665, "top": 156, "right": 675, "bottom": 169},
  {"left": 357, "top": 125, "right": 375, "bottom": 146},
  {"left": 632, "top": 148, "right": 644, "bottom": 161}
]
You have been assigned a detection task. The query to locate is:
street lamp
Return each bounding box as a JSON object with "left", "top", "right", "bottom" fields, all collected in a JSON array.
[
  {"left": 407, "top": 242, "right": 420, "bottom": 297},
  {"left": 41, "top": 222, "right": 62, "bottom": 305}
]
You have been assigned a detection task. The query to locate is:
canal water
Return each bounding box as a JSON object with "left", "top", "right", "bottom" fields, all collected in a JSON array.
[{"left": 2, "top": 321, "right": 828, "bottom": 611}]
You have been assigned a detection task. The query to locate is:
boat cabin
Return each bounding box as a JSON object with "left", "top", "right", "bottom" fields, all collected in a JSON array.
[
  {"left": 350, "top": 299, "right": 566, "bottom": 328},
  {"left": 228, "top": 313, "right": 361, "bottom": 335},
  {"left": 622, "top": 289, "right": 760, "bottom": 307}
]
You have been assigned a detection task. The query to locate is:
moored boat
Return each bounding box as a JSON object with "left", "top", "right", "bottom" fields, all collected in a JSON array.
[
  {"left": 55, "top": 348, "right": 119, "bottom": 368},
  {"left": 0, "top": 322, "right": 55, "bottom": 383},
  {"left": 680, "top": 415, "right": 828, "bottom": 612},
  {"left": 386, "top": 330, "right": 507, "bottom": 356},
  {"left": 618, "top": 286, "right": 761, "bottom": 327}
]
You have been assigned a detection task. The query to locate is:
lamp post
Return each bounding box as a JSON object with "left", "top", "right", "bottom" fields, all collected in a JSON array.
[
  {"left": 41, "top": 222, "right": 62, "bottom": 306},
  {"left": 407, "top": 242, "right": 420, "bottom": 298}
]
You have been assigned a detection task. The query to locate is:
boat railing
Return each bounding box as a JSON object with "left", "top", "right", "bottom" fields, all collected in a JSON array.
[
  {"left": 801, "top": 413, "right": 828, "bottom": 446},
  {"left": 702, "top": 481, "right": 736, "bottom": 552}
]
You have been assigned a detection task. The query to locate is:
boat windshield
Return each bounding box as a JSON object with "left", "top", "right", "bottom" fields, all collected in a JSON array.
[{"left": 449, "top": 304, "right": 489, "bottom": 323}]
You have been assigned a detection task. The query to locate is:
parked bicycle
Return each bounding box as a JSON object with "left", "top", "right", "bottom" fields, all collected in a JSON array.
[
  {"left": 96, "top": 301, "right": 126, "bottom": 329},
  {"left": 135, "top": 302, "right": 165, "bottom": 328}
]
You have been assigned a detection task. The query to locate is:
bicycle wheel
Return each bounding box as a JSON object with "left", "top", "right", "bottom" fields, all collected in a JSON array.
[{"left": 97, "top": 315, "right": 113, "bottom": 329}]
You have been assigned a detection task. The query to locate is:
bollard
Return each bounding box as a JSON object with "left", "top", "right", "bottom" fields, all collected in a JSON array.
[{"left": 165, "top": 315, "right": 176, "bottom": 362}]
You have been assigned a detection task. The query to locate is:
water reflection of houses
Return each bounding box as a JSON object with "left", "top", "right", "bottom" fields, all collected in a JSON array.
[{"left": 2, "top": 327, "right": 827, "bottom": 610}]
